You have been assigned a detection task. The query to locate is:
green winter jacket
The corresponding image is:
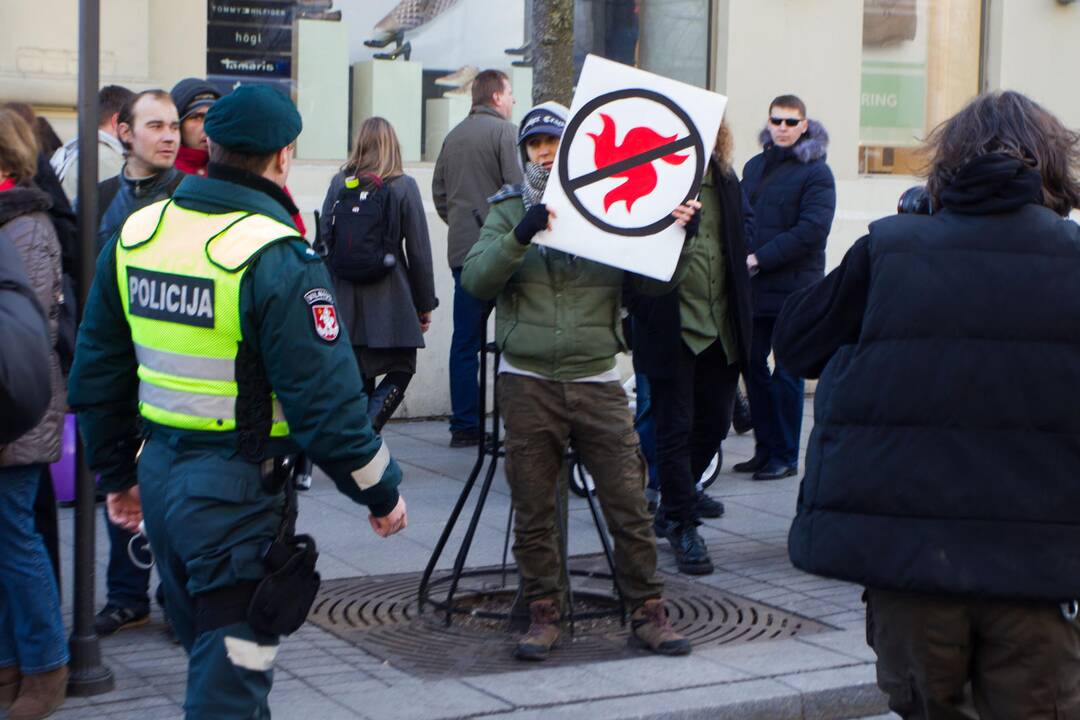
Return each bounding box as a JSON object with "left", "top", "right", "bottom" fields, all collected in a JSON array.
[{"left": 462, "top": 192, "right": 685, "bottom": 380}]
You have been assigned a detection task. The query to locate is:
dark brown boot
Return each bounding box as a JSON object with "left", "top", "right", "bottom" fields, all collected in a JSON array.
[
  {"left": 9, "top": 665, "right": 67, "bottom": 720},
  {"left": 629, "top": 598, "right": 691, "bottom": 656},
  {"left": 0, "top": 665, "right": 20, "bottom": 710},
  {"left": 514, "top": 599, "right": 561, "bottom": 661}
]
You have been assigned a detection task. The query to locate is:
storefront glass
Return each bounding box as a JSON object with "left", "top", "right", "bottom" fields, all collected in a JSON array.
[
  {"left": 859, "top": 0, "right": 985, "bottom": 175},
  {"left": 573, "top": 0, "right": 712, "bottom": 88}
]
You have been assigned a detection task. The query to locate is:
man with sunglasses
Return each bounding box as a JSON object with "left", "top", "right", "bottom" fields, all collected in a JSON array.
[{"left": 736, "top": 95, "right": 835, "bottom": 481}]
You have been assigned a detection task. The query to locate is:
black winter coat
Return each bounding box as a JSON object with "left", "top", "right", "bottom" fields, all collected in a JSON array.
[
  {"left": 774, "top": 153, "right": 1080, "bottom": 602},
  {"left": 742, "top": 122, "right": 836, "bottom": 316},
  {"left": 627, "top": 162, "right": 754, "bottom": 376}
]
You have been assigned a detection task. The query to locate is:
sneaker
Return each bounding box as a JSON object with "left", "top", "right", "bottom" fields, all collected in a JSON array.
[
  {"left": 94, "top": 604, "right": 149, "bottom": 637},
  {"left": 668, "top": 523, "right": 713, "bottom": 575},
  {"left": 694, "top": 491, "right": 725, "bottom": 519},
  {"left": 629, "top": 599, "right": 691, "bottom": 655},
  {"left": 514, "top": 599, "right": 561, "bottom": 661}
]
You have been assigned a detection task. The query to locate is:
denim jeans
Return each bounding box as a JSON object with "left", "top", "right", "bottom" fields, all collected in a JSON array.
[
  {"left": 0, "top": 464, "right": 70, "bottom": 674},
  {"left": 104, "top": 506, "right": 152, "bottom": 612},
  {"left": 746, "top": 315, "right": 805, "bottom": 467},
  {"left": 633, "top": 373, "right": 660, "bottom": 499},
  {"left": 449, "top": 267, "right": 491, "bottom": 434}
]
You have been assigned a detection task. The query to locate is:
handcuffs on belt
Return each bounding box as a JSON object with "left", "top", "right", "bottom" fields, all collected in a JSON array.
[{"left": 127, "top": 520, "right": 154, "bottom": 570}]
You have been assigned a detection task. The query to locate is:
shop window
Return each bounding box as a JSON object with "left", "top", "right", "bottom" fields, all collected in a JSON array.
[
  {"left": 859, "top": 0, "right": 984, "bottom": 175},
  {"left": 572, "top": 0, "right": 712, "bottom": 88}
]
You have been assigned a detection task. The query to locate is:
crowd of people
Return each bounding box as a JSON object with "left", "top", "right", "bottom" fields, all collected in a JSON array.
[{"left": 1, "top": 61, "right": 1079, "bottom": 720}]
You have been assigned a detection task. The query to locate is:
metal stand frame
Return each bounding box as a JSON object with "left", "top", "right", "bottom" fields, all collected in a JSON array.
[{"left": 418, "top": 310, "right": 626, "bottom": 632}]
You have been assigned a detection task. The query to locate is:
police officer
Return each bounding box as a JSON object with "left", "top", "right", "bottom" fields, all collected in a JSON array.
[{"left": 68, "top": 85, "right": 408, "bottom": 719}]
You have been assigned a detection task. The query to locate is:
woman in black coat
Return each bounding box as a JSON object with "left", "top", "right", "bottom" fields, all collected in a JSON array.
[
  {"left": 319, "top": 117, "right": 438, "bottom": 431},
  {"left": 625, "top": 122, "right": 754, "bottom": 575}
]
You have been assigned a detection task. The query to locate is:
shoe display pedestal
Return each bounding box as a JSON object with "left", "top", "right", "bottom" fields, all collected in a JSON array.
[
  {"left": 296, "top": 19, "right": 350, "bottom": 160},
  {"left": 423, "top": 94, "right": 472, "bottom": 162},
  {"left": 508, "top": 65, "right": 533, "bottom": 126},
  {"left": 352, "top": 59, "right": 423, "bottom": 163}
]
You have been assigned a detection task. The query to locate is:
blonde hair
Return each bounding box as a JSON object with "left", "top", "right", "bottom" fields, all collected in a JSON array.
[
  {"left": 0, "top": 108, "right": 39, "bottom": 184},
  {"left": 712, "top": 120, "right": 734, "bottom": 173},
  {"left": 344, "top": 117, "right": 403, "bottom": 180}
]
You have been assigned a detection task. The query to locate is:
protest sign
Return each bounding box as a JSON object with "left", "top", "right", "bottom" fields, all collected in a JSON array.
[{"left": 537, "top": 55, "right": 728, "bottom": 280}]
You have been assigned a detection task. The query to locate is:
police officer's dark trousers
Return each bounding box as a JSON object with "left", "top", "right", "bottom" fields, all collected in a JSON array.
[{"left": 138, "top": 434, "right": 283, "bottom": 719}]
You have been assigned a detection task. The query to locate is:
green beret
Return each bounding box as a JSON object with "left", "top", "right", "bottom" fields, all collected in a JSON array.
[{"left": 204, "top": 84, "right": 302, "bottom": 154}]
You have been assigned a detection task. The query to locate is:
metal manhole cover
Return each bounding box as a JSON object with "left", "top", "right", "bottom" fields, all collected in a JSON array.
[{"left": 308, "top": 556, "right": 830, "bottom": 678}]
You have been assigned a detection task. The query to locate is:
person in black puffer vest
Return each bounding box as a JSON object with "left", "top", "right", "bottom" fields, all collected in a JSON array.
[{"left": 774, "top": 90, "right": 1080, "bottom": 719}]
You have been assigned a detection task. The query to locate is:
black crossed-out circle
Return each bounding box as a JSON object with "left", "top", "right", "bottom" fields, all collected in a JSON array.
[{"left": 558, "top": 88, "right": 705, "bottom": 237}]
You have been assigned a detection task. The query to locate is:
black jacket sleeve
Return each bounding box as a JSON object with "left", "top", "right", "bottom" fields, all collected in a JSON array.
[
  {"left": 0, "top": 233, "right": 51, "bottom": 443},
  {"left": 773, "top": 235, "right": 871, "bottom": 379}
]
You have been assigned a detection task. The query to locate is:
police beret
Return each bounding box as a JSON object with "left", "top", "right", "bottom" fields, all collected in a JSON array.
[{"left": 204, "top": 84, "right": 302, "bottom": 154}]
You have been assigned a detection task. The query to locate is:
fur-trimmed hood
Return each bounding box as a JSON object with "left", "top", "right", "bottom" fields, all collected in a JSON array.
[
  {"left": 0, "top": 185, "right": 52, "bottom": 226},
  {"left": 758, "top": 119, "right": 829, "bottom": 163}
]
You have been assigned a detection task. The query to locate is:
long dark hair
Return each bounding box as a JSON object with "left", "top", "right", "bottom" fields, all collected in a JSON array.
[{"left": 924, "top": 91, "right": 1080, "bottom": 217}]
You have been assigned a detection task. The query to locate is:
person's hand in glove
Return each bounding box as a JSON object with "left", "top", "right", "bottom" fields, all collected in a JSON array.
[{"left": 514, "top": 204, "right": 557, "bottom": 245}]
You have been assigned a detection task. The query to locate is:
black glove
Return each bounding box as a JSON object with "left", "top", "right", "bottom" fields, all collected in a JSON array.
[
  {"left": 514, "top": 204, "right": 550, "bottom": 245},
  {"left": 682, "top": 208, "right": 701, "bottom": 240}
]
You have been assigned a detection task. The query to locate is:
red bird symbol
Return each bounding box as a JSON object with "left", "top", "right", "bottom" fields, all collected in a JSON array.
[{"left": 587, "top": 113, "right": 690, "bottom": 214}]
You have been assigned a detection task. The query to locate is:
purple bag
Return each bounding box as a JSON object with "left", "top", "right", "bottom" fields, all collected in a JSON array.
[{"left": 50, "top": 413, "right": 76, "bottom": 503}]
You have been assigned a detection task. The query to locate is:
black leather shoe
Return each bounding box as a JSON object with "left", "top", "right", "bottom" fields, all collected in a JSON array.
[
  {"left": 668, "top": 523, "right": 713, "bottom": 575},
  {"left": 732, "top": 454, "right": 768, "bottom": 473},
  {"left": 752, "top": 463, "right": 798, "bottom": 481},
  {"left": 694, "top": 491, "right": 725, "bottom": 519}
]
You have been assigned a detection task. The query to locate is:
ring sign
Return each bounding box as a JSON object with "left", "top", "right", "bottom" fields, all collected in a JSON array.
[
  {"left": 559, "top": 89, "right": 705, "bottom": 237},
  {"left": 538, "top": 55, "right": 728, "bottom": 281}
]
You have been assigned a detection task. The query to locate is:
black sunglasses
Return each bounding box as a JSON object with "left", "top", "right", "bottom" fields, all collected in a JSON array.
[{"left": 770, "top": 117, "right": 802, "bottom": 127}]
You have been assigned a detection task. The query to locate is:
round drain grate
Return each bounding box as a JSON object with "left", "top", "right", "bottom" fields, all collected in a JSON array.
[{"left": 307, "top": 558, "right": 829, "bottom": 678}]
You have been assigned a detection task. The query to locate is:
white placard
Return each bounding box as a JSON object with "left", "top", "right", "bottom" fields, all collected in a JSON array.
[{"left": 537, "top": 55, "right": 728, "bottom": 281}]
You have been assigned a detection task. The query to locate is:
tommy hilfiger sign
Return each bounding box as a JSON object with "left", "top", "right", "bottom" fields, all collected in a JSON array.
[{"left": 127, "top": 267, "right": 215, "bottom": 328}]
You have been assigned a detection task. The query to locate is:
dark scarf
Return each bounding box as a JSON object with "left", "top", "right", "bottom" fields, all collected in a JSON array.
[
  {"left": 0, "top": 184, "right": 52, "bottom": 225},
  {"left": 207, "top": 162, "right": 299, "bottom": 217},
  {"left": 939, "top": 152, "right": 1043, "bottom": 215}
]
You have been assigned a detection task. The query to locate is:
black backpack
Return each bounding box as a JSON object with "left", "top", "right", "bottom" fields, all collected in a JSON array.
[{"left": 326, "top": 173, "right": 397, "bottom": 284}]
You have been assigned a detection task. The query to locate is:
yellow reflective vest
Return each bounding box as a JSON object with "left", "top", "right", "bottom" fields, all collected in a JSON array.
[{"left": 115, "top": 199, "right": 299, "bottom": 436}]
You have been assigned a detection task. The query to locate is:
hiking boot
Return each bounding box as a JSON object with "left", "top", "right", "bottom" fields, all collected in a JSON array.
[
  {"left": 9, "top": 665, "right": 67, "bottom": 720},
  {"left": 514, "top": 599, "right": 561, "bottom": 661},
  {"left": 694, "top": 491, "right": 725, "bottom": 519},
  {"left": 629, "top": 599, "right": 691, "bottom": 656},
  {"left": 93, "top": 604, "right": 149, "bottom": 637},
  {"left": 668, "top": 523, "right": 713, "bottom": 575},
  {"left": 0, "top": 665, "right": 19, "bottom": 710}
]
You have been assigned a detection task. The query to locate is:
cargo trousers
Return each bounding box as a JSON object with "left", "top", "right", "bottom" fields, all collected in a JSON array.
[
  {"left": 138, "top": 436, "right": 283, "bottom": 720},
  {"left": 497, "top": 373, "right": 663, "bottom": 612},
  {"left": 865, "top": 587, "right": 1080, "bottom": 719}
]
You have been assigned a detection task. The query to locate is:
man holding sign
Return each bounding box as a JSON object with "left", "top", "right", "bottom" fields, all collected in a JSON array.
[{"left": 461, "top": 97, "right": 696, "bottom": 662}]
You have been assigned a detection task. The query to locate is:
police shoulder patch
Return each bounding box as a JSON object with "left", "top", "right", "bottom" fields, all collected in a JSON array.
[{"left": 305, "top": 287, "right": 339, "bottom": 343}]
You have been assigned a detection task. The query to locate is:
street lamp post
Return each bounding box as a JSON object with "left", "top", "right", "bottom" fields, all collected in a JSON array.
[{"left": 67, "top": 0, "right": 115, "bottom": 696}]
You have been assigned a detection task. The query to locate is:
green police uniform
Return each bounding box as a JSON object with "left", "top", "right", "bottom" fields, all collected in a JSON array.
[{"left": 68, "top": 86, "right": 400, "bottom": 720}]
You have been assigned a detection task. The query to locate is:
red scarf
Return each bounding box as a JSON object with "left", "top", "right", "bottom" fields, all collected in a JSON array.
[
  {"left": 176, "top": 146, "right": 209, "bottom": 176},
  {"left": 178, "top": 148, "right": 308, "bottom": 237},
  {"left": 0, "top": 177, "right": 16, "bottom": 192}
]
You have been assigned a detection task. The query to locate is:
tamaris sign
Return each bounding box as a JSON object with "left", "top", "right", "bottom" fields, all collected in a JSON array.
[{"left": 538, "top": 55, "right": 728, "bottom": 281}]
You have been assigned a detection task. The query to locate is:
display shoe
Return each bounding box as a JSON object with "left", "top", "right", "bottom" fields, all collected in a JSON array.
[{"left": 435, "top": 64, "right": 479, "bottom": 87}]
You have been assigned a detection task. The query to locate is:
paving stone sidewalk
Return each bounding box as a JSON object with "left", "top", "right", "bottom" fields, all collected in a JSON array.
[{"left": 35, "top": 400, "right": 897, "bottom": 720}]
